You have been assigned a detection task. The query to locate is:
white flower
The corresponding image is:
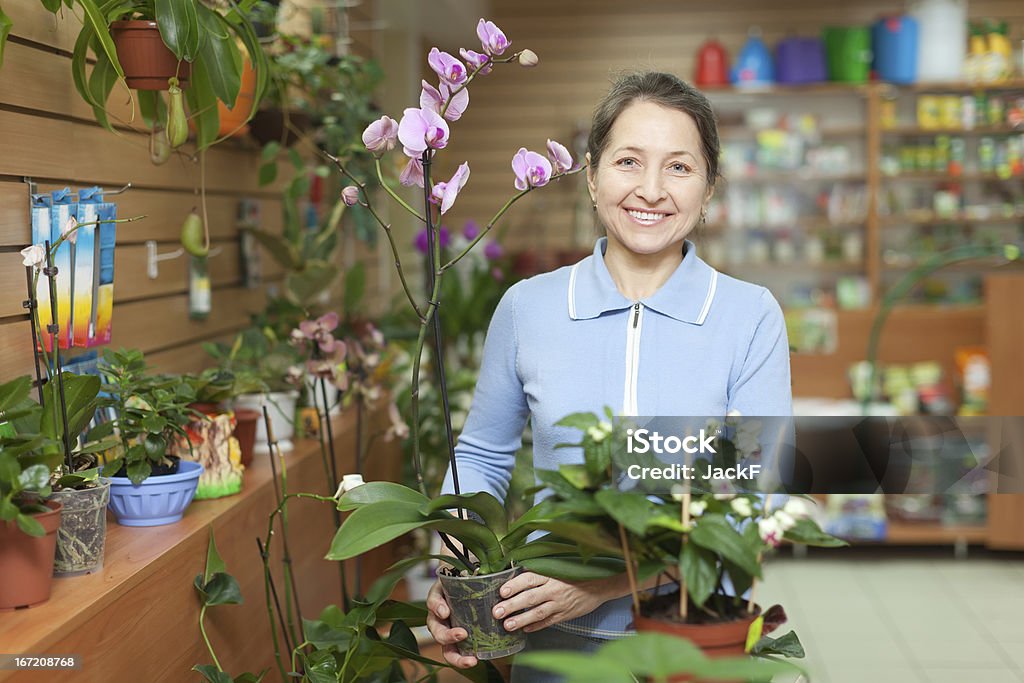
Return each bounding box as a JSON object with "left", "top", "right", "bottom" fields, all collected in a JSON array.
[
  {"left": 730, "top": 497, "right": 754, "bottom": 517},
  {"left": 713, "top": 492, "right": 735, "bottom": 501},
  {"left": 735, "top": 432, "right": 761, "bottom": 457},
  {"left": 758, "top": 516, "right": 783, "bottom": 547},
  {"left": 587, "top": 421, "right": 612, "bottom": 442},
  {"left": 670, "top": 484, "right": 686, "bottom": 502},
  {"left": 704, "top": 418, "right": 723, "bottom": 437},
  {"left": 689, "top": 500, "right": 708, "bottom": 517},
  {"left": 334, "top": 474, "right": 366, "bottom": 498},
  {"left": 783, "top": 498, "right": 811, "bottom": 519},
  {"left": 773, "top": 510, "right": 796, "bottom": 531},
  {"left": 21, "top": 244, "right": 45, "bottom": 268}
]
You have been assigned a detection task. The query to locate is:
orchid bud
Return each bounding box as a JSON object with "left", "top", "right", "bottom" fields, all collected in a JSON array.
[
  {"left": 341, "top": 186, "right": 360, "bottom": 207},
  {"left": 518, "top": 49, "right": 539, "bottom": 67},
  {"left": 21, "top": 244, "right": 45, "bottom": 268}
]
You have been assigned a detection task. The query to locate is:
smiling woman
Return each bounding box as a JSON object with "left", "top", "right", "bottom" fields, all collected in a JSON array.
[{"left": 427, "top": 71, "right": 793, "bottom": 683}]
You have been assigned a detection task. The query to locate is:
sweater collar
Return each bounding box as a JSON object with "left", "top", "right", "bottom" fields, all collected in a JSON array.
[{"left": 567, "top": 237, "right": 719, "bottom": 325}]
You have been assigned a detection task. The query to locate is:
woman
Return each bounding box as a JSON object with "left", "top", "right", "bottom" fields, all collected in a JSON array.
[{"left": 426, "top": 71, "right": 792, "bottom": 680}]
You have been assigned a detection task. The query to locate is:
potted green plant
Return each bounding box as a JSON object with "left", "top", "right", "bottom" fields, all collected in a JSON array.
[
  {"left": 98, "top": 348, "right": 204, "bottom": 526},
  {"left": 538, "top": 411, "right": 847, "bottom": 664},
  {"left": 68, "top": 0, "right": 270, "bottom": 151},
  {"left": 186, "top": 367, "right": 265, "bottom": 468},
  {"left": 206, "top": 326, "right": 303, "bottom": 453},
  {"left": 0, "top": 376, "right": 63, "bottom": 610}
]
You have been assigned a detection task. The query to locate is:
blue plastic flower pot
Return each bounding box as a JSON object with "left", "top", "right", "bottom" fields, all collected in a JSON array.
[{"left": 107, "top": 460, "right": 204, "bottom": 527}]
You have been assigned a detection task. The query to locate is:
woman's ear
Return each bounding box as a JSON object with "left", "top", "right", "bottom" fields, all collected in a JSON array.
[{"left": 585, "top": 152, "right": 596, "bottom": 201}]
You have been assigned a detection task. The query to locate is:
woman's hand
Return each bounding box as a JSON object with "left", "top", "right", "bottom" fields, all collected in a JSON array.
[
  {"left": 425, "top": 580, "right": 479, "bottom": 669},
  {"left": 492, "top": 571, "right": 625, "bottom": 633}
]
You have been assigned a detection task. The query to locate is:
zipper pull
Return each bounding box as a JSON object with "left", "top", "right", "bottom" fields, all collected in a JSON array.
[{"left": 632, "top": 303, "right": 640, "bottom": 328}]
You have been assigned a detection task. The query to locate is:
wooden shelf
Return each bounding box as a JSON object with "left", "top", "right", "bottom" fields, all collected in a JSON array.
[
  {"left": 882, "top": 125, "right": 1024, "bottom": 136},
  {"left": 884, "top": 521, "right": 988, "bottom": 545},
  {"left": 900, "top": 78, "right": 1024, "bottom": 93},
  {"left": 724, "top": 171, "right": 866, "bottom": 184},
  {"left": 720, "top": 124, "right": 865, "bottom": 139},
  {"left": 880, "top": 213, "right": 1024, "bottom": 226},
  {"left": 881, "top": 171, "right": 1024, "bottom": 181},
  {"left": 0, "top": 408, "right": 403, "bottom": 682}
]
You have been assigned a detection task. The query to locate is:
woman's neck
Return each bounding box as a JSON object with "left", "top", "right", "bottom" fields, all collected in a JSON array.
[{"left": 604, "top": 240, "right": 685, "bottom": 301}]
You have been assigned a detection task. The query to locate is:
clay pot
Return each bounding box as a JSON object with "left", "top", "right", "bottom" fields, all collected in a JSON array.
[
  {"left": 0, "top": 500, "right": 63, "bottom": 611},
  {"left": 217, "top": 60, "right": 258, "bottom": 137},
  {"left": 634, "top": 606, "right": 764, "bottom": 683},
  {"left": 233, "top": 408, "right": 261, "bottom": 467},
  {"left": 111, "top": 20, "right": 191, "bottom": 90}
]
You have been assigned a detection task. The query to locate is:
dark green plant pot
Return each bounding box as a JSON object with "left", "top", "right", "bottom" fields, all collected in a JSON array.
[
  {"left": 438, "top": 565, "right": 526, "bottom": 660},
  {"left": 49, "top": 480, "right": 110, "bottom": 577}
]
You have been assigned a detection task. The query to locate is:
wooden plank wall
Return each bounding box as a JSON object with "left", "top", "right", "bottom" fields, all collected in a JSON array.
[{"left": 0, "top": 0, "right": 388, "bottom": 383}]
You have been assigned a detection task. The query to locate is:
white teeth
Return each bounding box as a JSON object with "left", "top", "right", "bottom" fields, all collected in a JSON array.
[{"left": 627, "top": 210, "right": 665, "bottom": 222}]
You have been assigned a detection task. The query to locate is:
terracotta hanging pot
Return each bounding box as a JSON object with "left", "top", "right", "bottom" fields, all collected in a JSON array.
[
  {"left": 0, "top": 500, "right": 63, "bottom": 611},
  {"left": 217, "top": 59, "right": 258, "bottom": 137},
  {"left": 111, "top": 20, "right": 191, "bottom": 90}
]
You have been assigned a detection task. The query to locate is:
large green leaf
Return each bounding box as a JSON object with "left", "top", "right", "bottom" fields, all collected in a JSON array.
[
  {"left": 78, "top": 0, "right": 124, "bottom": 78},
  {"left": 336, "top": 481, "right": 428, "bottom": 511},
  {"left": 155, "top": 0, "right": 200, "bottom": 61},
  {"left": 41, "top": 373, "right": 100, "bottom": 445},
  {"left": 751, "top": 629, "right": 805, "bottom": 658},
  {"left": 784, "top": 518, "right": 848, "bottom": 548},
  {"left": 681, "top": 542, "right": 718, "bottom": 608},
  {"left": 554, "top": 412, "right": 600, "bottom": 432},
  {"left": 326, "top": 501, "right": 430, "bottom": 561},
  {"left": 195, "top": 6, "right": 241, "bottom": 106},
  {"left": 594, "top": 489, "right": 658, "bottom": 536},
  {"left": 688, "top": 514, "right": 762, "bottom": 579},
  {"left": 185, "top": 59, "right": 220, "bottom": 151},
  {"left": 0, "top": 376, "right": 30, "bottom": 412},
  {"left": 424, "top": 492, "right": 508, "bottom": 536},
  {"left": 518, "top": 556, "right": 627, "bottom": 581}
]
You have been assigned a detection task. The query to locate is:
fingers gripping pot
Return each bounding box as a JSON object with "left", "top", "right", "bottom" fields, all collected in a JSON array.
[{"left": 438, "top": 565, "right": 526, "bottom": 659}]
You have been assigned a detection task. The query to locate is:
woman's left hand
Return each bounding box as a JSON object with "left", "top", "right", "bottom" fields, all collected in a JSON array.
[{"left": 491, "top": 571, "right": 624, "bottom": 633}]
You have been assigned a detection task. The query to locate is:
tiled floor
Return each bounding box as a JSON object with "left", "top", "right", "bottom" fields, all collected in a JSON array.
[
  {"left": 760, "top": 549, "right": 1024, "bottom": 683},
  {"left": 426, "top": 548, "right": 1024, "bottom": 682}
]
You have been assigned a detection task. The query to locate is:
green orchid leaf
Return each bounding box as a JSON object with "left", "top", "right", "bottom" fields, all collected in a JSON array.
[
  {"left": 326, "top": 501, "right": 430, "bottom": 561},
  {"left": 375, "top": 601, "right": 428, "bottom": 626},
  {"left": 336, "top": 481, "right": 428, "bottom": 511},
  {"left": 517, "top": 556, "right": 627, "bottom": 581},
  {"left": 424, "top": 491, "right": 508, "bottom": 536},
  {"left": 0, "top": 376, "right": 29, "bottom": 412},
  {"left": 191, "top": 664, "right": 232, "bottom": 683}
]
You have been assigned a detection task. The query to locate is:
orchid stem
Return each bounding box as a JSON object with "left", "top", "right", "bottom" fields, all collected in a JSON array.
[{"left": 375, "top": 158, "right": 426, "bottom": 222}]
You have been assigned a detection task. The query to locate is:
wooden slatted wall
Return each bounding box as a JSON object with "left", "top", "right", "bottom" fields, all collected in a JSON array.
[{"left": 0, "top": 0, "right": 389, "bottom": 383}]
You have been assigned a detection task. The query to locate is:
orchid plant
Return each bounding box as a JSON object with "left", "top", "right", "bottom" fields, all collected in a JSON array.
[{"left": 326, "top": 18, "right": 584, "bottom": 575}]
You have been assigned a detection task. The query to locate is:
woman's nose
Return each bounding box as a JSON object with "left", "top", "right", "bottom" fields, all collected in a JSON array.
[{"left": 635, "top": 168, "right": 666, "bottom": 203}]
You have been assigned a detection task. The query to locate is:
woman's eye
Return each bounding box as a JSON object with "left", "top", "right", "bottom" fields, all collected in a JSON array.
[
  {"left": 616, "top": 158, "right": 637, "bottom": 168},
  {"left": 671, "top": 163, "right": 691, "bottom": 173}
]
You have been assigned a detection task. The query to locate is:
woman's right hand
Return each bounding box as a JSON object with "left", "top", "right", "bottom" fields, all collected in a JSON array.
[{"left": 425, "top": 580, "right": 479, "bottom": 669}]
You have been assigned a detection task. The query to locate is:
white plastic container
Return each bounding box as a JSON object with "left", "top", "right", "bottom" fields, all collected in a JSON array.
[
  {"left": 234, "top": 391, "right": 299, "bottom": 453},
  {"left": 910, "top": 0, "right": 967, "bottom": 82}
]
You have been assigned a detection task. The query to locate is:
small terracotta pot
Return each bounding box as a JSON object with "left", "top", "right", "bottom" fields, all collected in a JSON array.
[
  {"left": 233, "top": 409, "right": 261, "bottom": 467},
  {"left": 0, "top": 500, "right": 63, "bottom": 611},
  {"left": 634, "top": 607, "right": 762, "bottom": 683},
  {"left": 190, "top": 402, "right": 223, "bottom": 416},
  {"left": 111, "top": 20, "right": 191, "bottom": 90}
]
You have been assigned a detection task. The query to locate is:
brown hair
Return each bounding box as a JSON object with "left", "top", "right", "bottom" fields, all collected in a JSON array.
[{"left": 587, "top": 71, "right": 721, "bottom": 187}]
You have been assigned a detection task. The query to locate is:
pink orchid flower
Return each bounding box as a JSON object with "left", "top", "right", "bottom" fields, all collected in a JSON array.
[
  {"left": 546, "top": 139, "right": 573, "bottom": 173},
  {"left": 400, "top": 157, "right": 425, "bottom": 188},
  {"left": 361, "top": 115, "right": 399, "bottom": 153},
  {"left": 430, "top": 162, "right": 471, "bottom": 214},
  {"left": 427, "top": 48, "right": 468, "bottom": 86},
  {"left": 419, "top": 80, "right": 469, "bottom": 122},
  {"left": 459, "top": 48, "right": 492, "bottom": 75},
  {"left": 476, "top": 19, "right": 509, "bottom": 56},
  {"left": 341, "top": 186, "right": 360, "bottom": 207},
  {"left": 511, "top": 147, "right": 553, "bottom": 191},
  {"left": 398, "top": 107, "right": 449, "bottom": 157}
]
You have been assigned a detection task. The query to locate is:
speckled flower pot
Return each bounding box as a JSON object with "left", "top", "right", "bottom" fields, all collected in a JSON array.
[{"left": 438, "top": 565, "right": 525, "bottom": 660}]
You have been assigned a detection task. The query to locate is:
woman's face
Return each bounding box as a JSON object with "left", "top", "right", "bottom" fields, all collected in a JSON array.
[{"left": 587, "top": 100, "right": 713, "bottom": 262}]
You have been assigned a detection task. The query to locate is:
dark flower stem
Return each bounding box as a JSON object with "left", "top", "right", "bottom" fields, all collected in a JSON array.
[
  {"left": 43, "top": 241, "right": 72, "bottom": 470},
  {"left": 23, "top": 266, "right": 44, "bottom": 404}
]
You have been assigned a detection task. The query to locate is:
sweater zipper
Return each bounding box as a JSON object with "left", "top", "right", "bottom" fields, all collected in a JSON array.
[{"left": 623, "top": 303, "right": 644, "bottom": 416}]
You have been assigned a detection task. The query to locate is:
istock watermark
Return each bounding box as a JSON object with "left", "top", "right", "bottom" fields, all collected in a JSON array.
[{"left": 626, "top": 428, "right": 717, "bottom": 455}]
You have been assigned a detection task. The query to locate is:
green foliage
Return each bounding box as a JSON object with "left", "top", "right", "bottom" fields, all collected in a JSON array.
[
  {"left": 99, "top": 348, "right": 197, "bottom": 484},
  {"left": 517, "top": 632, "right": 803, "bottom": 683},
  {"left": 0, "top": 377, "right": 57, "bottom": 535},
  {"left": 68, "top": 0, "right": 270, "bottom": 152},
  {"left": 204, "top": 326, "right": 302, "bottom": 394}
]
